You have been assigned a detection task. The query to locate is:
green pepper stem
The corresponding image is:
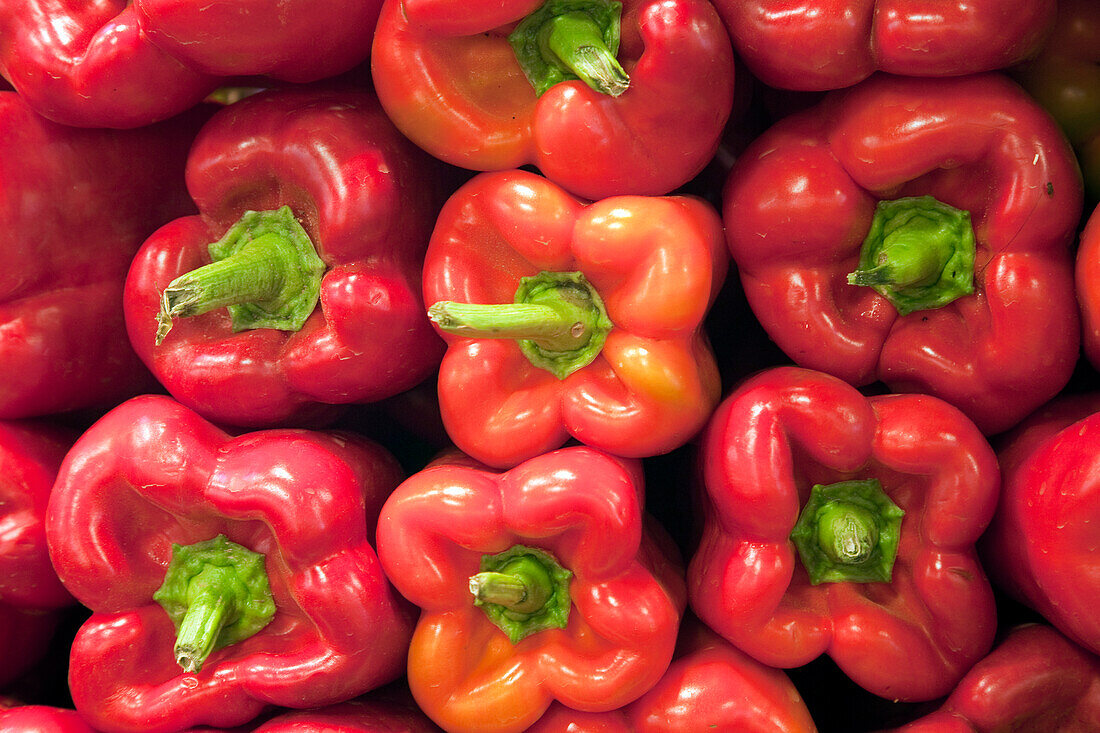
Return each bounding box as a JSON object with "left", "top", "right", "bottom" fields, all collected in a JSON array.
[
  {"left": 173, "top": 583, "right": 232, "bottom": 673},
  {"left": 154, "top": 206, "right": 325, "bottom": 345},
  {"left": 814, "top": 502, "right": 880, "bottom": 565},
  {"left": 471, "top": 545, "right": 573, "bottom": 644},
  {"left": 428, "top": 301, "right": 589, "bottom": 351},
  {"left": 540, "top": 12, "right": 629, "bottom": 96},
  {"left": 469, "top": 556, "right": 554, "bottom": 614}
]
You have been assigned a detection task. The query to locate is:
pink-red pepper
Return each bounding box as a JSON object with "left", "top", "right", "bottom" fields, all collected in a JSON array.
[
  {"left": 422, "top": 169, "right": 727, "bottom": 468},
  {"left": 717, "top": 0, "right": 1056, "bottom": 91},
  {"left": 0, "top": 1, "right": 383, "bottom": 128},
  {"left": 370, "top": 0, "right": 735, "bottom": 199},
  {"left": 249, "top": 697, "right": 442, "bottom": 732},
  {"left": 0, "top": 705, "right": 98, "bottom": 733},
  {"left": 45, "top": 395, "right": 415, "bottom": 733},
  {"left": 124, "top": 87, "right": 447, "bottom": 428},
  {"left": 883, "top": 624, "right": 1100, "bottom": 733},
  {"left": 689, "top": 367, "right": 1000, "bottom": 702},
  {"left": 376, "top": 447, "right": 686, "bottom": 733},
  {"left": 722, "top": 73, "right": 1083, "bottom": 435},
  {"left": 982, "top": 391, "right": 1100, "bottom": 657},
  {"left": 0, "top": 91, "right": 203, "bottom": 420}
]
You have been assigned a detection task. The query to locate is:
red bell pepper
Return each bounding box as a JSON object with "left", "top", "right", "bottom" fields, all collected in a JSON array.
[
  {"left": 722, "top": 73, "right": 1083, "bottom": 435},
  {"left": 250, "top": 698, "right": 442, "bottom": 732},
  {"left": 124, "top": 87, "right": 447, "bottom": 428},
  {"left": 422, "top": 169, "right": 727, "bottom": 468},
  {"left": 0, "top": 705, "right": 98, "bottom": 733},
  {"left": 1013, "top": 0, "right": 1100, "bottom": 202},
  {"left": 1077, "top": 205, "right": 1100, "bottom": 370},
  {"left": 45, "top": 394, "right": 415, "bottom": 733},
  {"left": 0, "top": 92, "right": 203, "bottom": 420},
  {"left": 527, "top": 622, "right": 818, "bottom": 732},
  {"left": 883, "top": 624, "right": 1100, "bottom": 732},
  {"left": 688, "top": 366, "right": 1000, "bottom": 702},
  {"left": 982, "top": 391, "right": 1100, "bottom": 657},
  {"left": 376, "top": 446, "right": 687, "bottom": 733},
  {"left": 0, "top": 1, "right": 382, "bottom": 128},
  {"left": 370, "top": 0, "right": 734, "bottom": 199},
  {"left": 717, "top": 0, "right": 1056, "bottom": 92}
]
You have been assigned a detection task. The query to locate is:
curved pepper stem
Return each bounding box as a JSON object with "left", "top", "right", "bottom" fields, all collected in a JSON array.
[
  {"left": 846, "top": 195, "right": 976, "bottom": 316},
  {"left": 469, "top": 545, "right": 572, "bottom": 644},
  {"left": 509, "top": 0, "right": 629, "bottom": 97},
  {"left": 789, "top": 479, "right": 905, "bottom": 585},
  {"left": 428, "top": 270, "right": 613, "bottom": 379},
  {"left": 153, "top": 534, "right": 277, "bottom": 673},
  {"left": 155, "top": 205, "right": 326, "bottom": 345}
]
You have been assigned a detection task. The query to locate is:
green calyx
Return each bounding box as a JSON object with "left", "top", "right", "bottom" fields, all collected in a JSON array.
[
  {"left": 789, "top": 479, "right": 905, "bottom": 585},
  {"left": 153, "top": 534, "right": 277, "bottom": 673},
  {"left": 509, "top": 0, "right": 629, "bottom": 97},
  {"left": 155, "top": 205, "right": 326, "bottom": 345},
  {"left": 469, "top": 545, "right": 572, "bottom": 644},
  {"left": 846, "top": 195, "right": 976, "bottom": 316},
  {"left": 428, "top": 270, "right": 613, "bottom": 380}
]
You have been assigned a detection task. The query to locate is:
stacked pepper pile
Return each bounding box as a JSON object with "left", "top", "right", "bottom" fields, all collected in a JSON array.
[{"left": 1, "top": 0, "right": 1100, "bottom": 731}]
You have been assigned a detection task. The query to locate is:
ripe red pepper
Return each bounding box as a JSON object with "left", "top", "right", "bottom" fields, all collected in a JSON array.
[
  {"left": 376, "top": 447, "right": 686, "bottom": 733},
  {"left": 370, "top": 0, "right": 735, "bottom": 199},
  {"left": 982, "top": 391, "right": 1100, "bottom": 657},
  {"left": 45, "top": 395, "right": 415, "bottom": 733},
  {"left": 884, "top": 625, "right": 1100, "bottom": 732},
  {"left": 422, "top": 169, "right": 727, "bottom": 468},
  {"left": 1077, "top": 205, "right": 1100, "bottom": 370},
  {"left": 124, "top": 87, "right": 447, "bottom": 428},
  {"left": 0, "top": 92, "right": 202, "bottom": 420},
  {"left": 688, "top": 367, "right": 1000, "bottom": 702},
  {"left": 1013, "top": 0, "right": 1100, "bottom": 201},
  {"left": 723, "top": 73, "right": 1083, "bottom": 435},
  {"left": 249, "top": 698, "right": 442, "bottom": 732},
  {"left": 717, "top": 0, "right": 1056, "bottom": 91},
  {"left": 0, "top": 1, "right": 383, "bottom": 128}
]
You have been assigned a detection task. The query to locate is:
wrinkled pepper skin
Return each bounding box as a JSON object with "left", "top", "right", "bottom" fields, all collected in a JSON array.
[
  {"left": 717, "top": 0, "right": 1055, "bottom": 92},
  {"left": 0, "top": 0, "right": 382, "bottom": 128},
  {"left": 0, "top": 92, "right": 202, "bottom": 420},
  {"left": 723, "top": 73, "right": 1083, "bottom": 436},
  {"left": 884, "top": 625, "right": 1100, "bottom": 733},
  {"left": 689, "top": 367, "right": 1000, "bottom": 702},
  {"left": 1077, "top": 204, "right": 1100, "bottom": 369},
  {"left": 124, "top": 87, "right": 447, "bottom": 428},
  {"left": 376, "top": 447, "right": 686, "bottom": 733},
  {"left": 422, "top": 170, "right": 726, "bottom": 468},
  {"left": 371, "top": 0, "right": 734, "bottom": 199},
  {"left": 45, "top": 395, "right": 415, "bottom": 733},
  {"left": 1013, "top": 0, "right": 1100, "bottom": 202},
  {"left": 982, "top": 392, "right": 1100, "bottom": 657}
]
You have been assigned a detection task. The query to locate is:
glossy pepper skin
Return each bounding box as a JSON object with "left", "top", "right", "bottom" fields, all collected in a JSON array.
[
  {"left": 717, "top": 0, "right": 1055, "bottom": 92},
  {"left": 250, "top": 698, "right": 442, "bottom": 732},
  {"left": 422, "top": 169, "right": 726, "bottom": 468},
  {"left": 124, "top": 87, "right": 447, "bottom": 428},
  {"left": 982, "top": 392, "right": 1100, "bottom": 657},
  {"left": 527, "top": 618, "right": 818, "bottom": 732},
  {"left": 0, "top": 92, "right": 202, "bottom": 420},
  {"left": 1078, "top": 205, "right": 1100, "bottom": 369},
  {"left": 376, "top": 446, "right": 687, "bottom": 733},
  {"left": 1014, "top": 0, "right": 1100, "bottom": 202},
  {"left": 370, "top": 0, "right": 734, "bottom": 200},
  {"left": 45, "top": 395, "right": 415, "bottom": 733},
  {"left": 884, "top": 625, "right": 1100, "bottom": 733},
  {"left": 0, "top": 0, "right": 383, "bottom": 128},
  {"left": 0, "top": 705, "right": 98, "bottom": 733},
  {"left": 688, "top": 367, "right": 1000, "bottom": 702},
  {"left": 723, "top": 73, "right": 1083, "bottom": 436}
]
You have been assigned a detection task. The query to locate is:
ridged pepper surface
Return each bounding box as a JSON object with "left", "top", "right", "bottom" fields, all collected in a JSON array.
[
  {"left": 689, "top": 367, "right": 1000, "bottom": 702},
  {"left": 723, "top": 73, "right": 1083, "bottom": 435},
  {"left": 45, "top": 395, "right": 414, "bottom": 733}
]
